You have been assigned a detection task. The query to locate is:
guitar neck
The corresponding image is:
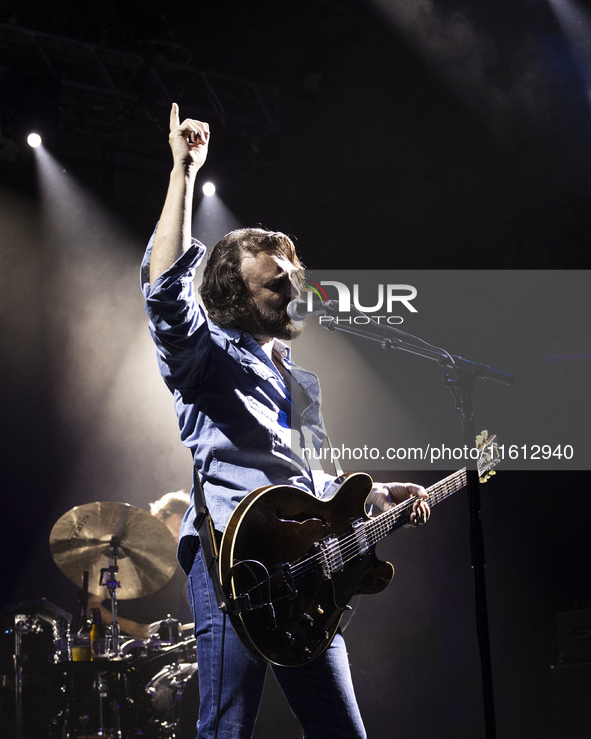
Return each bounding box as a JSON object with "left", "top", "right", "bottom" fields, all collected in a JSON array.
[{"left": 365, "top": 468, "right": 467, "bottom": 548}]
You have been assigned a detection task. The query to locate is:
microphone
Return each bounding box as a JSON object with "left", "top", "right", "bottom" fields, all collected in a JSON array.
[{"left": 287, "top": 298, "right": 337, "bottom": 320}]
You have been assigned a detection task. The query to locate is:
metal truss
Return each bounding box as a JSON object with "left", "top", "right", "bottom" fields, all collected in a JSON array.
[{"left": 0, "top": 23, "right": 279, "bottom": 152}]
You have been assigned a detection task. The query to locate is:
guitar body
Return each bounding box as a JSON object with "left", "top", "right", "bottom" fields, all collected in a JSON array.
[
  {"left": 218, "top": 432, "right": 499, "bottom": 667},
  {"left": 219, "top": 472, "right": 394, "bottom": 666}
]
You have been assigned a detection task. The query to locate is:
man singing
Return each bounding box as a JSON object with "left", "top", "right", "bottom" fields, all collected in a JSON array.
[{"left": 141, "top": 103, "right": 430, "bottom": 738}]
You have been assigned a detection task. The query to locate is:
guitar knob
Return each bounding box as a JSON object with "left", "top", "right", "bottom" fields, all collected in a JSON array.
[
  {"left": 300, "top": 614, "right": 314, "bottom": 628},
  {"left": 283, "top": 632, "right": 296, "bottom": 646}
]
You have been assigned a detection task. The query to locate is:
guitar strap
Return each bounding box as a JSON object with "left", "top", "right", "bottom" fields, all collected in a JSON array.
[{"left": 192, "top": 462, "right": 230, "bottom": 614}]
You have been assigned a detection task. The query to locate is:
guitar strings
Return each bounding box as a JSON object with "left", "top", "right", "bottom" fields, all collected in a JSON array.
[
  {"left": 288, "top": 469, "right": 468, "bottom": 587},
  {"left": 228, "top": 468, "right": 473, "bottom": 605},
  {"left": 336, "top": 469, "right": 466, "bottom": 569},
  {"left": 233, "top": 439, "right": 497, "bottom": 601}
]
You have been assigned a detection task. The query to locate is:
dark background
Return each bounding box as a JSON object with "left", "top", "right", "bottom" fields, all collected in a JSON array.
[{"left": 1, "top": 1, "right": 590, "bottom": 737}]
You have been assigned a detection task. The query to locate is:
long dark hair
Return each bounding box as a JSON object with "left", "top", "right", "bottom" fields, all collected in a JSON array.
[{"left": 199, "top": 227, "right": 303, "bottom": 327}]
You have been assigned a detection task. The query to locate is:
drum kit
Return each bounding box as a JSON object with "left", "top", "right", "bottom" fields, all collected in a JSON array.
[{"left": 3, "top": 502, "right": 199, "bottom": 739}]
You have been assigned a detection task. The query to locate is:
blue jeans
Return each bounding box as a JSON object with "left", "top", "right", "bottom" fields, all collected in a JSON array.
[{"left": 187, "top": 546, "right": 367, "bottom": 739}]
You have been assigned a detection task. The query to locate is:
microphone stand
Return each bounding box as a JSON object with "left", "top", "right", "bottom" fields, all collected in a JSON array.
[{"left": 318, "top": 306, "right": 513, "bottom": 739}]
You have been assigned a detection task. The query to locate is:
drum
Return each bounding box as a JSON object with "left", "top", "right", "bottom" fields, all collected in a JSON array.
[
  {"left": 119, "top": 620, "right": 189, "bottom": 674},
  {"left": 123, "top": 635, "right": 196, "bottom": 684},
  {"left": 153, "top": 617, "right": 183, "bottom": 646},
  {"left": 144, "top": 661, "right": 200, "bottom": 739}
]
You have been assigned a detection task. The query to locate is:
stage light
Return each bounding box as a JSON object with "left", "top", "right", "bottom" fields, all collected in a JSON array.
[
  {"left": 202, "top": 181, "right": 216, "bottom": 197},
  {"left": 27, "top": 132, "right": 42, "bottom": 148},
  {"left": 192, "top": 187, "right": 241, "bottom": 245}
]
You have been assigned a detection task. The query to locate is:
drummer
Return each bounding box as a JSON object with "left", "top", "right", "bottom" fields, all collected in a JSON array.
[{"left": 88, "top": 491, "right": 192, "bottom": 639}]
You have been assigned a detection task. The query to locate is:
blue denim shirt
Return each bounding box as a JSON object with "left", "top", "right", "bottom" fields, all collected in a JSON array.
[{"left": 141, "top": 233, "right": 335, "bottom": 573}]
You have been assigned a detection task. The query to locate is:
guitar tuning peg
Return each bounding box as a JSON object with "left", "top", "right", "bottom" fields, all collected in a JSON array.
[
  {"left": 488, "top": 470, "right": 496, "bottom": 475},
  {"left": 481, "top": 430, "right": 489, "bottom": 440},
  {"left": 479, "top": 475, "right": 489, "bottom": 483},
  {"left": 475, "top": 435, "right": 483, "bottom": 447}
]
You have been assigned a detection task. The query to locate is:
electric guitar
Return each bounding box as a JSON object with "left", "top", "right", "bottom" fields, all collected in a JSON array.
[{"left": 219, "top": 432, "right": 499, "bottom": 666}]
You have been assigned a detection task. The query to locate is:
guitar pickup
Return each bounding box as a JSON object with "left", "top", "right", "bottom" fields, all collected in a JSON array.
[
  {"left": 351, "top": 519, "right": 369, "bottom": 556},
  {"left": 318, "top": 535, "right": 344, "bottom": 579}
]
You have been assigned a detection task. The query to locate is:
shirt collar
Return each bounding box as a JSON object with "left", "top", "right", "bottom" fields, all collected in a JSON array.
[
  {"left": 273, "top": 340, "right": 291, "bottom": 364},
  {"left": 211, "top": 322, "right": 292, "bottom": 361},
  {"left": 214, "top": 324, "right": 243, "bottom": 343}
]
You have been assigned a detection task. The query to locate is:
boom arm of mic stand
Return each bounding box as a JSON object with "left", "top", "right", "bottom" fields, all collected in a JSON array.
[{"left": 321, "top": 314, "right": 514, "bottom": 387}]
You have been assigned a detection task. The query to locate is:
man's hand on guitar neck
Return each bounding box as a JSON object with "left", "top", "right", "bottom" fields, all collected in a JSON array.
[{"left": 367, "top": 482, "right": 431, "bottom": 526}]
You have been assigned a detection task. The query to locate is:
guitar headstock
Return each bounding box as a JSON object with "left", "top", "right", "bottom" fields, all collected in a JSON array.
[{"left": 476, "top": 430, "right": 500, "bottom": 483}]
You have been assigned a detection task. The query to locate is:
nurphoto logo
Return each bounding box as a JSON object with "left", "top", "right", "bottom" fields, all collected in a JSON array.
[{"left": 304, "top": 279, "right": 418, "bottom": 325}]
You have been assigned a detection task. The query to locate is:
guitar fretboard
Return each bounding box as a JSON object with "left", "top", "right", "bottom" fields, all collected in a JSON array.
[{"left": 364, "top": 468, "right": 467, "bottom": 549}]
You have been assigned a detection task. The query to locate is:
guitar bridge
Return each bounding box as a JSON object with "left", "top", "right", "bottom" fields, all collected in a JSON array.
[{"left": 281, "top": 563, "right": 298, "bottom": 598}]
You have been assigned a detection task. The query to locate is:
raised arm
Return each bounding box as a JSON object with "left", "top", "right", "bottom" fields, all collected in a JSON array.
[{"left": 149, "top": 103, "right": 210, "bottom": 284}]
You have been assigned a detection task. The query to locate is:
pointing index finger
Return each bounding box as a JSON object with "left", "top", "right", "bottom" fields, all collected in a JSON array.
[{"left": 170, "top": 102, "right": 180, "bottom": 132}]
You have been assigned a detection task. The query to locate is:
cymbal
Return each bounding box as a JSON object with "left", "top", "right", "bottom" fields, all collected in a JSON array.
[{"left": 50, "top": 501, "right": 178, "bottom": 599}]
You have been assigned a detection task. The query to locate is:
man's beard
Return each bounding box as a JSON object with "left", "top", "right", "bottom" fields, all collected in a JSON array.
[{"left": 240, "top": 299, "right": 303, "bottom": 341}]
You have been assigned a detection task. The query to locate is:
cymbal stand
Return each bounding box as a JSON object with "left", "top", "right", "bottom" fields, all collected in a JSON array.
[{"left": 100, "top": 536, "right": 122, "bottom": 657}]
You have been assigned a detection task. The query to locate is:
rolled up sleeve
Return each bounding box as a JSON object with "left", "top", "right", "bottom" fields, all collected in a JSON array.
[{"left": 141, "top": 231, "right": 215, "bottom": 392}]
